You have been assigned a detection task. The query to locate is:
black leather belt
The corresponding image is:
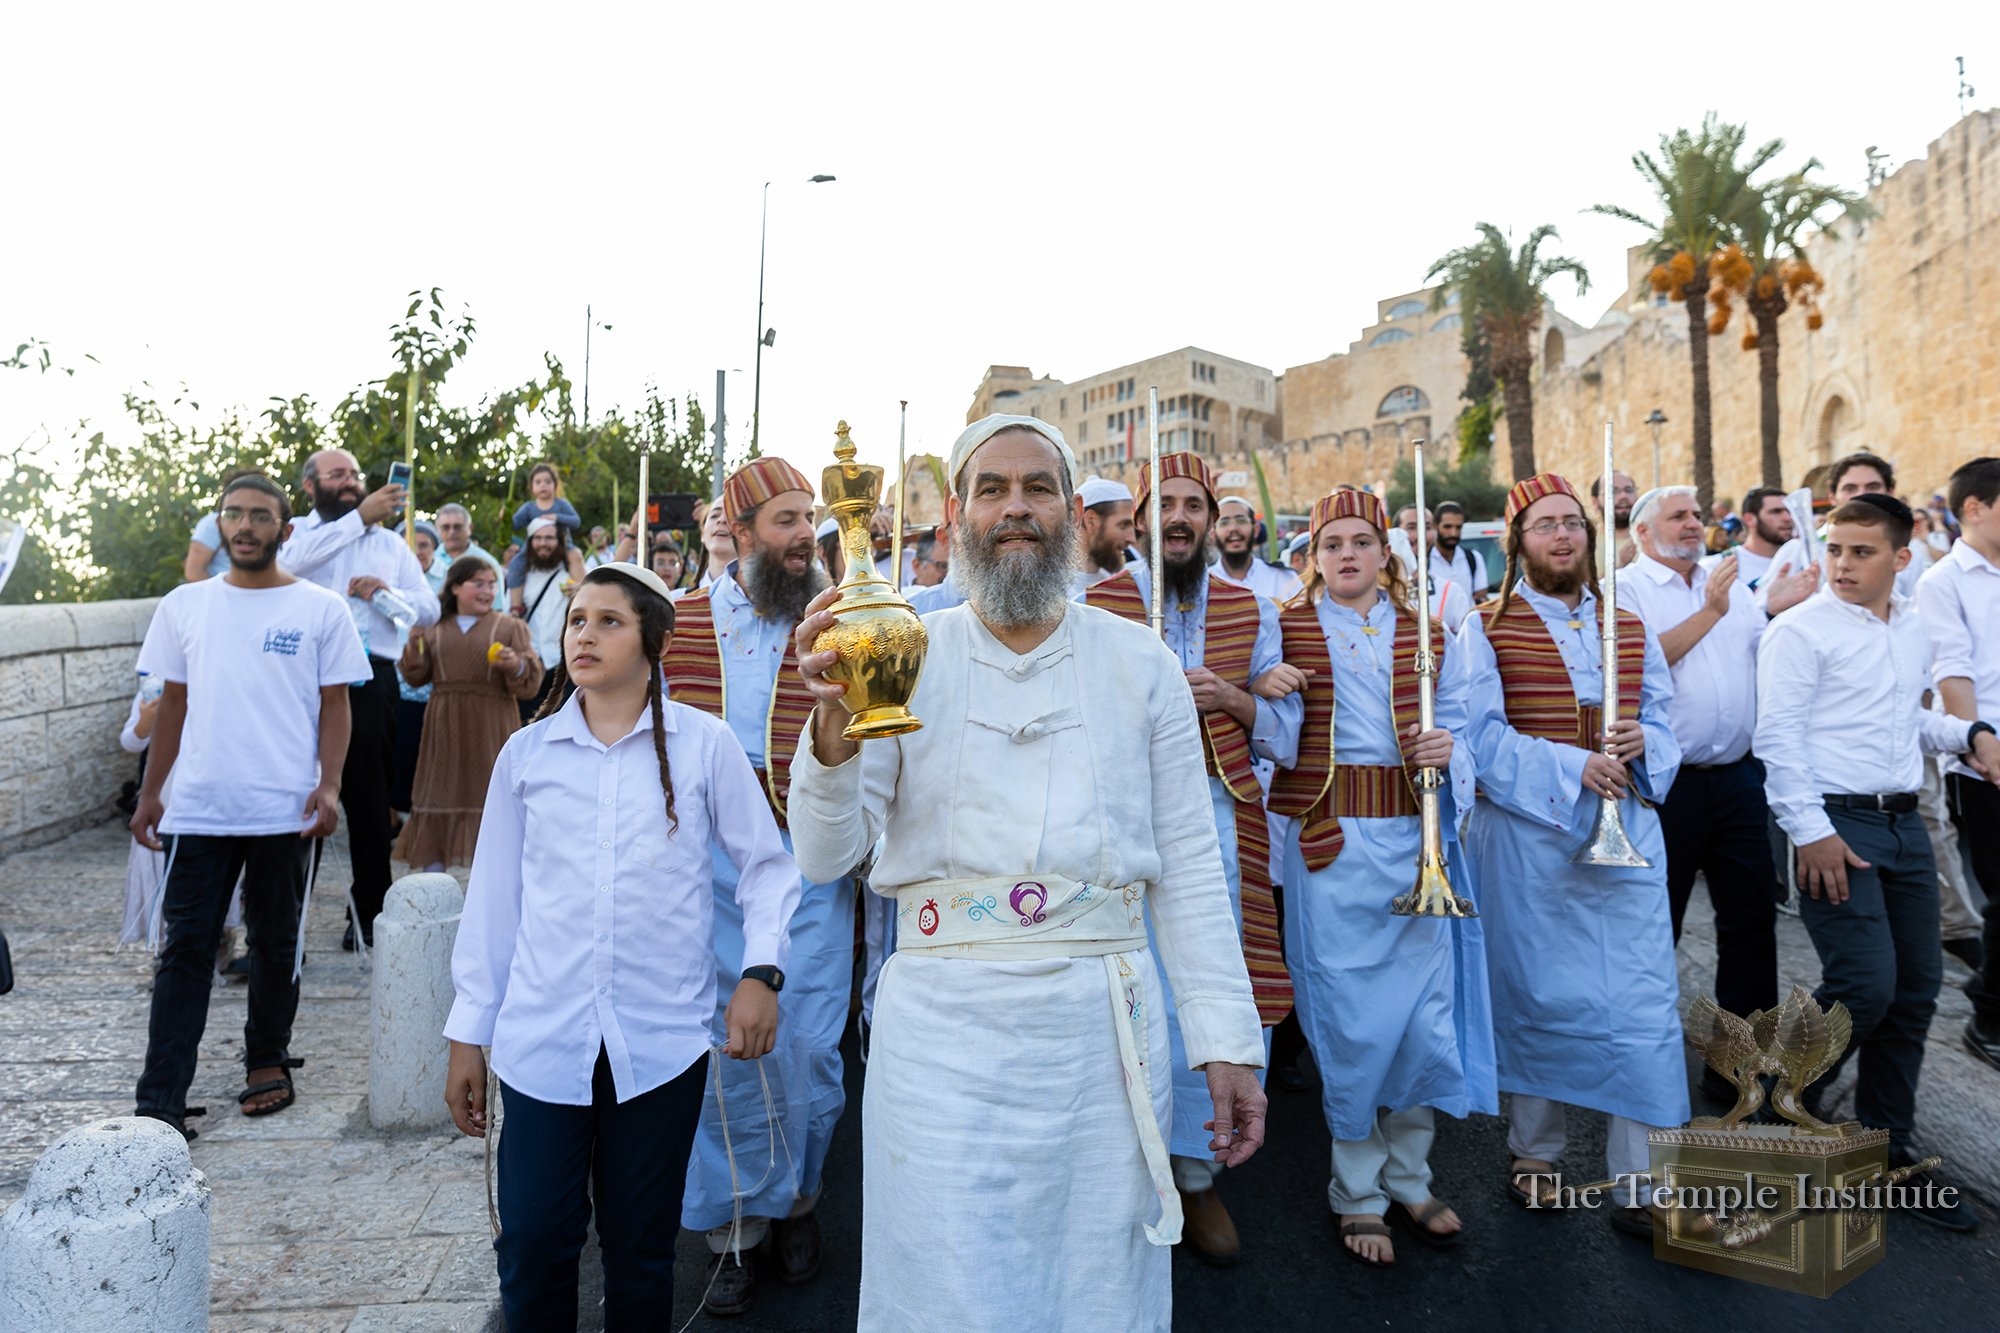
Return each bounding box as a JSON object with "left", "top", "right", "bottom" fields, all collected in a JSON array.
[{"left": 1823, "top": 792, "right": 1918, "bottom": 814}]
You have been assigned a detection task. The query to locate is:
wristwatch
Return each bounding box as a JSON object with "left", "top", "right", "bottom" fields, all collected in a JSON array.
[
  {"left": 741, "top": 965, "right": 786, "bottom": 994},
  {"left": 1970, "top": 720, "right": 1997, "bottom": 750}
]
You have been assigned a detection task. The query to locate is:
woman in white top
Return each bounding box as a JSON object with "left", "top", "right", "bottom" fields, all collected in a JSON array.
[{"left": 443, "top": 563, "right": 801, "bottom": 1327}]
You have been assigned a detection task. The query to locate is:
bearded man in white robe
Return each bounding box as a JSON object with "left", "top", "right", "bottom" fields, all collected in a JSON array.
[{"left": 786, "top": 414, "right": 1267, "bottom": 1332}]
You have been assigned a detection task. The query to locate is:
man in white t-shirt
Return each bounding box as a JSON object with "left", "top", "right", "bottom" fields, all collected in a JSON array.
[
  {"left": 131, "top": 474, "right": 370, "bottom": 1140},
  {"left": 1703, "top": 486, "right": 1791, "bottom": 590}
]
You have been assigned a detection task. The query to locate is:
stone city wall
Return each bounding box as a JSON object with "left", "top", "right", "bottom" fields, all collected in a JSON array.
[{"left": 0, "top": 600, "right": 158, "bottom": 857}]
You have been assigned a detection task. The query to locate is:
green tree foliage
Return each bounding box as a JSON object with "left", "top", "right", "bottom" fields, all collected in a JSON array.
[
  {"left": 1383, "top": 448, "right": 1509, "bottom": 522},
  {"left": 1425, "top": 224, "right": 1589, "bottom": 483},
  {"left": 5, "top": 292, "right": 713, "bottom": 602}
]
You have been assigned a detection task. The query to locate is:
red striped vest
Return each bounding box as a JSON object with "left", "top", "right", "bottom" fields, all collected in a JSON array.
[{"left": 1482, "top": 594, "right": 1644, "bottom": 748}]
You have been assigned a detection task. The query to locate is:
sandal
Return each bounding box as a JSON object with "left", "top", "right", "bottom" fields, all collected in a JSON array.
[
  {"left": 1388, "top": 1198, "right": 1465, "bottom": 1249},
  {"left": 138, "top": 1106, "right": 205, "bottom": 1142},
  {"left": 238, "top": 1057, "right": 304, "bottom": 1118},
  {"left": 1508, "top": 1158, "right": 1561, "bottom": 1209},
  {"left": 1338, "top": 1217, "right": 1395, "bottom": 1266}
]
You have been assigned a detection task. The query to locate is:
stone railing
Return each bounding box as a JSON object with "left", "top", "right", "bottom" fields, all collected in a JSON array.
[{"left": 0, "top": 599, "right": 160, "bottom": 857}]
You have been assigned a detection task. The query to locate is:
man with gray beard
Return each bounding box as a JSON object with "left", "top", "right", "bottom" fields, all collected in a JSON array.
[
  {"left": 788, "top": 415, "right": 1266, "bottom": 1330},
  {"left": 660, "top": 458, "right": 846, "bottom": 1316}
]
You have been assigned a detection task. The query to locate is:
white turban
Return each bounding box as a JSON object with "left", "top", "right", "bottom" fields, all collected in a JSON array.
[
  {"left": 1077, "top": 475, "right": 1133, "bottom": 508},
  {"left": 949, "top": 414, "right": 1078, "bottom": 494}
]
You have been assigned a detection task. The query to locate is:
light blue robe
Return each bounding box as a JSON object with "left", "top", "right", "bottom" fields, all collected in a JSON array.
[
  {"left": 1277, "top": 594, "right": 1498, "bottom": 1141},
  {"left": 1110, "top": 569, "right": 1295, "bottom": 1158},
  {"left": 681, "top": 567, "right": 856, "bottom": 1229},
  {"left": 1462, "top": 582, "right": 1689, "bottom": 1128}
]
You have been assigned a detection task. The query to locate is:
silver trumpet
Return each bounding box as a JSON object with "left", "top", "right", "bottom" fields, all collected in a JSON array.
[
  {"left": 1571, "top": 419, "right": 1651, "bottom": 868},
  {"left": 1391, "top": 438, "right": 1477, "bottom": 917}
]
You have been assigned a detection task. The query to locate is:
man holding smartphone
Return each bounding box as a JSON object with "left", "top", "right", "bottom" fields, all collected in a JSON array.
[{"left": 280, "top": 449, "right": 440, "bottom": 948}]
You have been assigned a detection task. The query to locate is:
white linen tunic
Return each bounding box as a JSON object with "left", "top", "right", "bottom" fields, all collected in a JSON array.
[{"left": 788, "top": 602, "right": 1264, "bottom": 1333}]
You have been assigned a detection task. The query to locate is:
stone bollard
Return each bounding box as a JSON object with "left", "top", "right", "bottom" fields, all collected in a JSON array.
[
  {"left": 369, "top": 872, "right": 466, "bottom": 1130},
  {"left": 0, "top": 1117, "right": 211, "bottom": 1331}
]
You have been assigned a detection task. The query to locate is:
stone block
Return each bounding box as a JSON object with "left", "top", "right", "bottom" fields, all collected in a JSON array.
[
  {"left": 0, "top": 606, "right": 77, "bottom": 660},
  {"left": 0, "top": 776, "right": 24, "bottom": 837},
  {"left": 66, "top": 598, "right": 158, "bottom": 649},
  {"left": 369, "top": 874, "right": 465, "bottom": 1131},
  {"left": 0, "top": 1116, "right": 211, "bottom": 1332},
  {"left": 0, "top": 715, "right": 47, "bottom": 782},
  {"left": 0, "top": 656, "right": 64, "bottom": 721},
  {"left": 46, "top": 698, "right": 133, "bottom": 762},
  {"left": 63, "top": 645, "right": 145, "bottom": 707}
]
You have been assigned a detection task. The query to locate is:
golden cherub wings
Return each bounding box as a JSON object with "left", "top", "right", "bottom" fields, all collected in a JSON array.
[
  {"left": 1766, "top": 984, "right": 1854, "bottom": 1136},
  {"left": 1684, "top": 994, "right": 1757, "bottom": 1078}
]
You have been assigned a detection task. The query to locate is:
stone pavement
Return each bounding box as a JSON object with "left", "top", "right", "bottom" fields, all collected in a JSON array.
[{"left": 4, "top": 817, "right": 1998, "bottom": 1331}]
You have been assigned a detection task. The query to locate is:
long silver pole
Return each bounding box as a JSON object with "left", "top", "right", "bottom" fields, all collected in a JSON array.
[
  {"left": 751, "top": 182, "right": 769, "bottom": 455},
  {"left": 891, "top": 400, "right": 908, "bottom": 585},
  {"left": 711, "top": 370, "right": 728, "bottom": 500},
  {"left": 634, "top": 451, "right": 649, "bottom": 567},
  {"left": 1147, "top": 386, "right": 1163, "bottom": 638}
]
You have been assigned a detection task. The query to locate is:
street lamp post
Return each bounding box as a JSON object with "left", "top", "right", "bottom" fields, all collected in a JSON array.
[
  {"left": 751, "top": 174, "right": 836, "bottom": 455},
  {"left": 1645, "top": 408, "right": 1668, "bottom": 490}
]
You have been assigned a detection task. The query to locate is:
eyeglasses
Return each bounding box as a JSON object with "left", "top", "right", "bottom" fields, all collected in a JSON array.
[
  {"left": 1526, "top": 518, "right": 1590, "bottom": 537},
  {"left": 219, "top": 507, "right": 283, "bottom": 528}
]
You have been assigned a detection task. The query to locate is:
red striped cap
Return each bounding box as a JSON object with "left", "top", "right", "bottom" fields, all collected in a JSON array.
[
  {"left": 1308, "top": 487, "right": 1387, "bottom": 537},
  {"left": 1504, "top": 472, "right": 1581, "bottom": 523},
  {"left": 722, "top": 457, "right": 815, "bottom": 525},
  {"left": 1134, "top": 451, "right": 1219, "bottom": 519}
]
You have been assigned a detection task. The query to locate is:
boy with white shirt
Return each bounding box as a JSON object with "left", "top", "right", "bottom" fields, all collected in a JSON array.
[
  {"left": 130, "top": 474, "right": 369, "bottom": 1139},
  {"left": 1917, "top": 457, "right": 2000, "bottom": 1069},
  {"left": 1755, "top": 493, "right": 1999, "bottom": 1232}
]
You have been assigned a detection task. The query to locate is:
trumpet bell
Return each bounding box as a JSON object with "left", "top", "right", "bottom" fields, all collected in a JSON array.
[
  {"left": 1569, "top": 796, "right": 1652, "bottom": 867},
  {"left": 1390, "top": 848, "right": 1477, "bottom": 918}
]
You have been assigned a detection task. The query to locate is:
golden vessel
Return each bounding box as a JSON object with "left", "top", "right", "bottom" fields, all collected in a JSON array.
[
  {"left": 1642, "top": 987, "right": 1938, "bottom": 1297},
  {"left": 811, "top": 421, "right": 928, "bottom": 739}
]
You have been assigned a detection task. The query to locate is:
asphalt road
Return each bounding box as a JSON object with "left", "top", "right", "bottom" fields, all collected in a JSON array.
[{"left": 651, "top": 1030, "right": 2000, "bottom": 1332}]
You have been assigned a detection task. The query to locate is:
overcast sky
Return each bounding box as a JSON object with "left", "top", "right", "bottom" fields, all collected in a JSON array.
[{"left": 6, "top": 4, "right": 1995, "bottom": 499}]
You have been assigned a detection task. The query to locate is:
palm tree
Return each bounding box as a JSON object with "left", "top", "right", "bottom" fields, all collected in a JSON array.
[
  {"left": 1593, "top": 114, "right": 1780, "bottom": 511},
  {"left": 1426, "top": 223, "right": 1590, "bottom": 482},
  {"left": 1709, "top": 168, "right": 1873, "bottom": 486}
]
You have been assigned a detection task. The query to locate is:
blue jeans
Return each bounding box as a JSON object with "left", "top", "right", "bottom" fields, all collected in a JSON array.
[
  {"left": 134, "top": 833, "right": 308, "bottom": 1120},
  {"left": 496, "top": 1047, "right": 708, "bottom": 1332},
  {"left": 1797, "top": 806, "right": 1942, "bottom": 1151}
]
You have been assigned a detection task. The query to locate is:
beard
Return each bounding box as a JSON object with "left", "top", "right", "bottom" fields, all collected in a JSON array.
[
  {"left": 227, "top": 533, "right": 281, "bottom": 572},
  {"left": 311, "top": 482, "right": 363, "bottom": 523},
  {"left": 526, "top": 540, "right": 566, "bottom": 572},
  {"left": 1656, "top": 536, "right": 1706, "bottom": 563},
  {"left": 1161, "top": 524, "right": 1212, "bottom": 604},
  {"left": 1436, "top": 532, "right": 1459, "bottom": 556},
  {"left": 957, "top": 508, "right": 1082, "bottom": 631},
  {"left": 1086, "top": 524, "right": 1126, "bottom": 573},
  {"left": 1751, "top": 514, "right": 1789, "bottom": 546},
  {"left": 1523, "top": 549, "right": 1585, "bottom": 597},
  {"left": 743, "top": 539, "right": 828, "bottom": 623}
]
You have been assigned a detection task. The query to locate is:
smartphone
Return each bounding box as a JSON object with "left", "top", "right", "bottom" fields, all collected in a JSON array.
[{"left": 387, "top": 461, "right": 412, "bottom": 492}]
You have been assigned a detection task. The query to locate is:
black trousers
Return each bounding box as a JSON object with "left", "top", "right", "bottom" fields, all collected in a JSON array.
[
  {"left": 496, "top": 1047, "right": 708, "bottom": 1332},
  {"left": 342, "top": 657, "right": 399, "bottom": 931},
  {"left": 1797, "top": 806, "right": 1942, "bottom": 1152},
  {"left": 1947, "top": 773, "right": 2000, "bottom": 1027},
  {"left": 390, "top": 695, "right": 427, "bottom": 813},
  {"left": 135, "top": 833, "right": 309, "bottom": 1120},
  {"left": 1659, "top": 755, "right": 1781, "bottom": 1017}
]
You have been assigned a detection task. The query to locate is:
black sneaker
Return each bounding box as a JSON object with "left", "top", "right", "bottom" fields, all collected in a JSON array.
[
  {"left": 703, "top": 1242, "right": 760, "bottom": 1317},
  {"left": 1944, "top": 936, "right": 1986, "bottom": 974},
  {"left": 1962, "top": 1018, "right": 2000, "bottom": 1074},
  {"left": 1890, "top": 1153, "right": 1980, "bottom": 1233},
  {"left": 773, "top": 1210, "right": 822, "bottom": 1284}
]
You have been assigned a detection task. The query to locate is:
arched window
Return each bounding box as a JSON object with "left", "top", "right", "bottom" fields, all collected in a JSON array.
[
  {"left": 1377, "top": 385, "right": 1429, "bottom": 417},
  {"left": 1386, "top": 299, "right": 1427, "bottom": 320},
  {"left": 1431, "top": 314, "right": 1462, "bottom": 334},
  {"left": 1369, "top": 328, "right": 1413, "bottom": 347}
]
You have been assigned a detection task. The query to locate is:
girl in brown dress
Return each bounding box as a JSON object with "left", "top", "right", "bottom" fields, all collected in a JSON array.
[{"left": 395, "top": 556, "right": 545, "bottom": 870}]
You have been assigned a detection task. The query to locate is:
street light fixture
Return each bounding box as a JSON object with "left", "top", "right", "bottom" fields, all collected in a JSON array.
[
  {"left": 1645, "top": 408, "right": 1668, "bottom": 490},
  {"left": 752, "top": 174, "right": 837, "bottom": 455}
]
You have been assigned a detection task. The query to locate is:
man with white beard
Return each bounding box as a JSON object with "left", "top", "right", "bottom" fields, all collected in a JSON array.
[{"left": 787, "top": 414, "right": 1266, "bottom": 1331}]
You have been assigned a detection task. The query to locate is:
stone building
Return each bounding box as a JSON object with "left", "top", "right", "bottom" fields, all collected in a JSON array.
[
  {"left": 962, "top": 348, "right": 1280, "bottom": 485},
  {"left": 961, "top": 108, "right": 1999, "bottom": 516},
  {"left": 1523, "top": 108, "right": 2000, "bottom": 503}
]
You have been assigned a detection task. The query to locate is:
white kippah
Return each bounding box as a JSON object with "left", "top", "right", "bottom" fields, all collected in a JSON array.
[
  {"left": 1077, "top": 475, "right": 1133, "bottom": 508},
  {"left": 949, "top": 414, "right": 1078, "bottom": 492},
  {"left": 1285, "top": 531, "right": 1311, "bottom": 555},
  {"left": 1217, "top": 495, "right": 1255, "bottom": 515},
  {"left": 815, "top": 516, "right": 840, "bottom": 540},
  {"left": 526, "top": 515, "right": 559, "bottom": 536}
]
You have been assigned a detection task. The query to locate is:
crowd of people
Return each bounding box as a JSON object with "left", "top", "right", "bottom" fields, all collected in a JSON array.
[{"left": 116, "top": 421, "right": 1999, "bottom": 1329}]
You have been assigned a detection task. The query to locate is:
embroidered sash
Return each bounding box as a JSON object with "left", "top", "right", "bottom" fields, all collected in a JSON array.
[
  {"left": 1482, "top": 596, "right": 1644, "bottom": 749},
  {"left": 661, "top": 589, "right": 816, "bottom": 828},
  {"left": 1267, "top": 601, "right": 1434, "bottom": 872},
  {"left": 1085, "top": 571, "right": 1290, "bottom": 1025}
]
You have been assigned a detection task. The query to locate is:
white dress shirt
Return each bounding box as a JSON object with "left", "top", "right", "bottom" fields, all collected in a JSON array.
[
  {"left": 1753, "top": 589, "right": 1970, "bottom": 846},
  {"left": 1917, "top": 538, "right": 2000, "bottom": 780},
  {"left": 280, "top": 508, "right": 441, "bottom": 658},
  {"left": 445, "top": 686, "right": 801, "bottom": 1105},
  {"left": 1434, "top": 542, "right": 1488, "bottom": 598},
  {"left": 1618, "top": 551, "right": 1762, "bottom": 765}
]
